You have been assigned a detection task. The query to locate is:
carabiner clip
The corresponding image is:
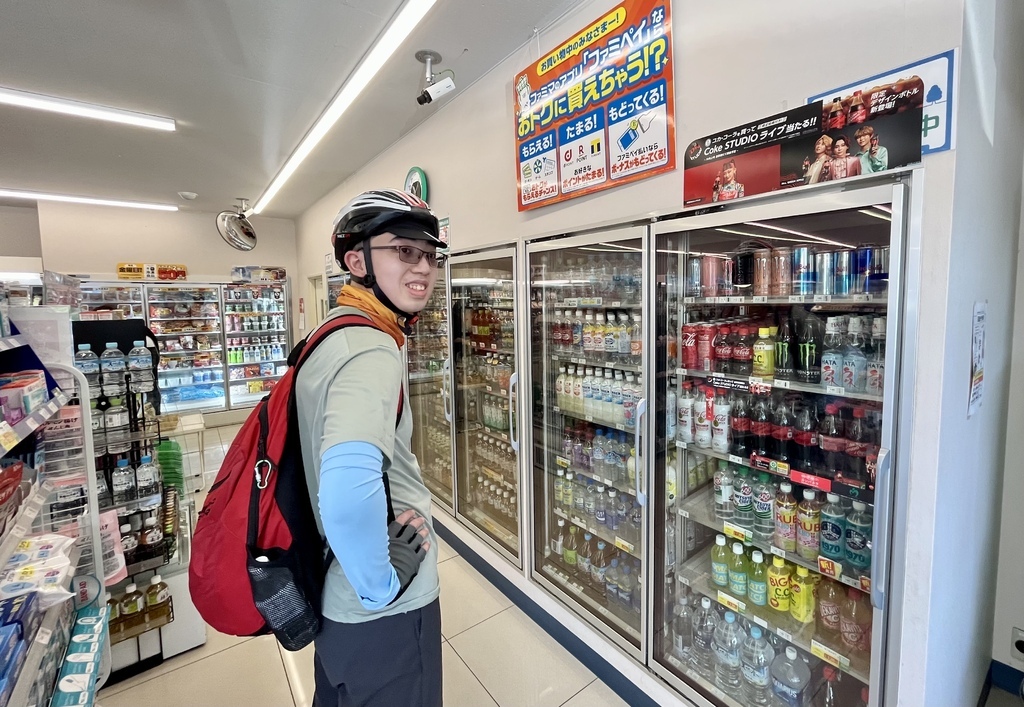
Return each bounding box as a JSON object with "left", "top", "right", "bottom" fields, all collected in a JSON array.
[{"left": 254, "top": 459, "right": 273, "bottom": 489}]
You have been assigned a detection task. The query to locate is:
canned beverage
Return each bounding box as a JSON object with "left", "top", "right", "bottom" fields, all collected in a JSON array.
[
  {"left": 686, "top": 257, "right": 702, "bottom": 297},
  {"left": 770, "top": 247, "right": 793, "bottom": 296},
  {"left": 696, "top": 323, "right": 716, "bottom": 372},
  {"left": 867, "top": 246, "right": 889, "bottom": 294},
  {"left": 734, "top": 252, "right": 754, "bottom": 290},
  {"left": 792, "top": 246, "right": 815, "bottom": 295},
  {"left": 701, "top": 256, "right": 720, "bottom": 298},
  {"left": 834, "top": 250, "right": 853, "bottom": 296},
  {"left": 854, "top": 247, "right": 874, "bottom": 294},
  {"left": 681, "top": 325, "right": 698, "bottom": 369},
  {"left": 719, "top": 257, "right": 736, "bottom": 296},
  {"left": 752, "top": 250, "right": 771, "bottom": 296},
  {"left": 815, "top": 252, "right": 836, "bottom": 295}
]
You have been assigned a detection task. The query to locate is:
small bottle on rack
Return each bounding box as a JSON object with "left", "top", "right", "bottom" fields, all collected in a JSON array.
[
  {"left": 136, "top": 455, "right": 161, "bottom": 498},
  {"left": 112, "top": 459, "right": 137, "bottom": 504},
  {"left": 120, "top": 583, "right": 145, "bottom": 629},
  {"left": 140, "top": 517, "right": 165, "bottom": 555},
  {"left": 120, "top": 523, "right": 139, "bottom": 565},
  {"left": 146, "top": 574, "right": 172, "bottom": 620}
]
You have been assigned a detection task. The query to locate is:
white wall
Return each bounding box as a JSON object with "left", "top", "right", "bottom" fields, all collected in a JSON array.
[{"left": 0, "top": 205, "right": 42, "bottom": 258}]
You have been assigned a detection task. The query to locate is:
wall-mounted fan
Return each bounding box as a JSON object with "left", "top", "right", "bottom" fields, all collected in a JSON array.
[{"left": 216, "top": 198, "right": 257, "bottom": 251}]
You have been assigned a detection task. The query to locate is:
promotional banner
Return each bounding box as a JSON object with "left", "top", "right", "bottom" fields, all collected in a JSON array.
[
  {"left": 514, "top": 0, "right": 675, "bottom": 211},
  {"left": 116, "top": 263, "right": 187, "bottom": 280},
  {"left": 684, "top": 90, "right": 922, "bottom": 206}
]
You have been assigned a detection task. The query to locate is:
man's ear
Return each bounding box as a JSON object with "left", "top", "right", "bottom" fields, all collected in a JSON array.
[{"left": 344, "top": 248, "right": 367, "bottom": 279}]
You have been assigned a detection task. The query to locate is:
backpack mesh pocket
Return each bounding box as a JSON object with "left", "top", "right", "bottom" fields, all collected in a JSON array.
[{"left": 246, "top": 547, "right": 320, "bottom": 651}]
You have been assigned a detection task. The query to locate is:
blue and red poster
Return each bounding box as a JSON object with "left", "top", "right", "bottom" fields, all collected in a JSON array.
[{"left": 514, "top": 0, "right": 676, "bottom": 211}]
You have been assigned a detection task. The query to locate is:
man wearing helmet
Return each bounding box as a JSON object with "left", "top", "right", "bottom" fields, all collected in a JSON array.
[{"left": 295, "top": 189, "right": 446, "bottom": 707}]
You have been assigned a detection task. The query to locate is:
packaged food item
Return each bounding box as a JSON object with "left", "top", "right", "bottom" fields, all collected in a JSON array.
[
  {"left": 0, "top": 624, "right": 18, "bottom": 673},
  {"left": 0, "top": 592, "right": 40, "bottom": 640},
  {"left": 5, "top": 534, "right": 76, "bottom": 570}
]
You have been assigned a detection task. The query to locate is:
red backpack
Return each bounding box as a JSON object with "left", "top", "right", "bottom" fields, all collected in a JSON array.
[{"left": 189, "top": 314, "right": 402, "bottom": 651}]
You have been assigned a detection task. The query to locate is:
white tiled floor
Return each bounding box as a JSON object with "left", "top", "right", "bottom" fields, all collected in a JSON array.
[{"left": 98, "top": 424, "right": 629, "bottom": 707}]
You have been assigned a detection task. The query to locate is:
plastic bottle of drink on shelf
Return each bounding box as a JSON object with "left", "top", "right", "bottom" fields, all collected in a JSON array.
[
  {"left": 584, "top": 480, "right": 597, "bottom": 516},
  {"left": 752, "top": 328, "right": 775, "bottom": 378},
  {"left": 611, "top": 372, "right": 624, "bottom": 425},
  {"left": 574, "top": 475, "right": 587, "bottom": 517},
  {"left": 711, "top": 534, "right": 730, "bottom": 587},
  {"left": 691, "top": 597, "right": 719, "bottom": 678},
  {"left": 562, "top": 427, "right": 573, "bottom": 458},
  {"left": 127, "top": 340, "right": 154, "bottom": 393},
  {"left": 694, "top": 387, "right": 713, "bottom": 449},
  {"left": 789, "top": 566, "right": 816, "bottom": 624},
  {"left": 100, "top": 341, "right": 126, "bottom": 374},
  {"left": 818, "top": 404, "right": 847, "bottom": 478},
  {"left": 741, "top": 625, "right": 775, "bottom": 706},
  {"left": 842, "top": 316, "right": 869, "bottom": 392},
  {"left": 714, "top": 461, "right": 735, "bottom": 520},
  {"left": 729, "top": 391, "right": 750, "bottom": 456},
  {"left": 607, "top": 489, "right": 620, "bottom": 531},
  {"left": 730, "top": 326, "right": 753, "bottom": 376},
  {"left": 677, "top": 382, "right": 695, "bottom": 444},
  {"left": 552, "top": 518, "right": 566, "bottom": 555},
  {"left": 774, "top": 482, "right": 798, "bottom": 552},
  {"left": 616, "top": 312, "right": 630, "bottom": 360},
  {"left": 796, "top": 489, "right": 821, "bottom": 561},
  {"left": 603, "top": 557, "right": 619, "bottom": 603},
  {"left": 713, "top": 611, "right": 745, "bottom": 695},
  {"left": 571, "top": 310, "right": 584, "bottom": 355},
  {"left": 582, "top": 313, "right": 594, "bottom": 353},
  {"left": 665, "top": 517, "right": 677, "bottom": 569},
  {"left": 791, "top": 406, "right": 818, "bottom": 474},
  {"left": 627, "top": 447, "right": 637, "bottom": 489},
  {"left": 563, "top": 525, "right": 579, "bottom": 573},
  {"left": 590, "top": 541, "right": 609, "bottom": 594},
  {"left": 582, "top": 367, "right": 595, "bottom": 417},
  {"left": 595, "top": 485, "right": 608, "bottom": 525},
  {"left": 74, "top": 344, "right": 101, "bottom": 396},
  {"left": 729, "top": 469, "right": 751, "bottom": 529},
  {"left": 821, "top": 317, "right": 845, "bottom": 386},
  {"left": 577, "top": 533, "right": 594, "bottom": 586},
  {"left": 752, "top": 473, "right": 776, "bottom": 541},
  {"left": 672, "top": 595, "right": 693, "bottom": 659},
  {"left": 845, "top": 501, "right": 872, "bottom": 570},
  {"left": 845, "top": 407, "right": 870, "bottom": 482},
  {"left": 750, "top": 397, "right": 771, "bottom": 457},
  {"left": 602, "top": 312, "right": 617, "bottom": 356},
  {"left": 621, "top": 373, "right": 636, "bottom": 429},
  {"left": 728, "top": 542, "right": 749, "bottom": 597},
  {"left": 748, "top": 551, "right": 768, "bottom": 611},
  {"left": 592, "top": 430, "right": 606, "bottom": 478},
  {"left": 616, "top": 494, "right": 629, "bottom": 537},
  {"left": 768, "top": 556, "right": 791, "bottom": 613},
  {"left": 555, "top": 366, "right": 567, "bottom": 408},
  {"left": 613, "top": 432, "right": 627, "bottom": 486},
  {"left": 820, "top": 493, "right": 847, "bottom": 560},
  {"left": 666, "top": 379, "right": 677, "bottom": 441},
  {"left": 771, "top": 400, "right": 794, "bottom": 464},
  {"left": 711, "top": 388, "right": 731, "bottom": 453},
  {"left": 112, "top": 458, "right": 137, "bottom": 504},
  {"left": 571, "top": 366, "right": 584, "bottom": 414},
  {"left": 617, "top": 563, "right": 634, "bottom": 608},
  {"left": 840, "top": 587, "right": 872, "bottom": 659},
  {"left": 554, "top": 469, "right": 566, "bottom": 510},
  {"left": 629, "top": 314, "right": 642, "bottom": 361},
  {"left": 816, "top": 578, "right": 844, "bottom": 648},
  {"left": 563, "top": 473, "right": 575, "bottom": 514},
  {"left": 714, "top": 325, "right": 732, "bottom": 374},
  {"left": 770, "top": 646, "right": 810, "bottom": 707},
  {"left": 136, "top": 455, "right": 160, "bottom": 497},
  {"left": 600, "top": 369, "right": 614, "bottom": 420},
  {"left": 819, "top": 667, "right": 841, "bottom": 707},
  {"left": 867, "top": 316, "right": 886, "bottom": 395}
]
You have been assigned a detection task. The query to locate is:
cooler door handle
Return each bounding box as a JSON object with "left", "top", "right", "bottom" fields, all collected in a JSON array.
[
  {"left": 634, "top": 397, "right": 647, "bottom": 506},
  {"left": 870, "top": 446, "right": 892, "bottom": 610},
  {"left": 442, "top": 358, "right": 452, "bottom": 423},
  {"left": 508, "top": 371, "right": 519, "bottom": 454}
]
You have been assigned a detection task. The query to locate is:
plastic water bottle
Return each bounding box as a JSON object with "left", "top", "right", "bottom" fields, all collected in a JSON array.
[
  {"left": 595, "top": 485, "right": 607, "bottom": 525},
  {"left": 741, "top": 625, "right": 775, "bottom": 706},
  {"left": 607, "top": 490, "right": 620, "bottom": 531},
  {"left": 128, "top": 340, "right": 154, "bottom": 393},
  {"left": 100, "top": 342, "right": 127, "bottom": 396},
  {"left": 733, "top": 468, "right": 754, "bottom": 529},
  {"left": 713, "top": 611, "right": 745, "bottom": 695},
  {"left": 73, "top": 344, "right": 101, "bottom": 398},
  {"left": 714, "top": 461, "right": 735, "bottom": 520},
  {"left": 752, "top": 473, "right": 776, "bottom": 542},
  {"left": 136, "top": 455, "right": 160, "bottom": 497},
  {"left": 592, "top": 430, "right": 606, "bottom": 479},
  {"left": 617, "top": 563, "right": 633, "bottom": 608},
  {"left": 112, "top": 459, "right": 137, "bottom": 504},
  {"left": 845, "top": 501, "right": 873, "bottom": 570},
  {"left": 104, "top": 397, "right": 130, "bottom": 450},
  {"left": 770, "top": 646, "right": 810, "bottom": 706},
  {"left": 691, "top": 597, "right": 718, "bottom": 678},
  {"left": 666, "top": 381, "right": 677, "bottom": 440},
  {"left": 671, "top": 596, "right": 693, "bottom": 659},
  {"left": 820, "top": 493, "right": 847, "bottom": 560},
  {"left": 604, "top": 558, "right": 620, "bottom": 604}
]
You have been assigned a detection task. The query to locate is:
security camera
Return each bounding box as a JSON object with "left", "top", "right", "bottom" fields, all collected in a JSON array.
[{"left": 417, "top": 76, "right": 456, "bottom": 105}]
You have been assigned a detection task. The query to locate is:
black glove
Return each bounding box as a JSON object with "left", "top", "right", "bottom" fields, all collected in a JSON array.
[{"left": 388, "top": 519, "right": 428, "bottom": 600}]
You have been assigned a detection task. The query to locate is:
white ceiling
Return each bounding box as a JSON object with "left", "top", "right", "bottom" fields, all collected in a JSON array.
[{"left": 0, "top": 0, "right": 581, "bottom": 218}]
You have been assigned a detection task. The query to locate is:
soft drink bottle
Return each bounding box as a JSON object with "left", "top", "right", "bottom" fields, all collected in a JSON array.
[
  {"left": 572, "top": 367, "right": 584, "bottom": 414},
  {"left": 770, "top": 400, "right": 794, "bottom": 463},
  {"left": 770, "top": 646, "right": 811, "bottom": 707},
  {"left": 840, "top": 587, "right": 872, "bottom": 659},
  {"left": 775, "top": 318, "right": 795, "bottom": 380},
  {"left": 768, "top": 556, "right": 791, "bottom": 613},
  {"left": 753, "top": 473, "right": 776, "bottom": 541},
  {"left": 691, "top": 597, "right": 719, "bottom": 679},
  {"left": 677, "top": 382, "right": 695, "bottom": 443},
  {"left": 582, "top": 367, "right": 595, "bottom": 417},
  {"left": 551, "top": 310, "right": 563, "bottom": 351},
  {"left": 600, "top": 369, "right": 614, "bottom": 420},
  {"left": 713, "top": 611, "right": 745, "bottom": 695},
  {"left": 555, "top": 366, "right": 567, "bottom": 408},
  {"left": 622, "top": 373, "right": 637, "bottom": 429},
  {"left": 748, "top": 551, "right": 769, "bottom": 611},
  {"left": 577, "top": 530, "right": 593, "bottom": 583},
  {"left": 867, "top": 316, "right": 886, "bottom": 395},
  {"left": 733, "top": 468, "right": 754, "bottom": 529},
  {"left": 732, "top": 326, "right": 754, "bottom": 376},
  {"left": 796, "top": 489, "right": 821, "bottom": 560},
  {"left": 629, "top": 314, "right": 643, "bottom": 361},
  {"left": 711, "top": 534, "right": 730, "bottom": 587},
  {"left": 789, "top": 566, "right": 816, "bottom": 624},
  {"left": 590, "top": 541, "right": 609, "bottom": 594},
  {"left": 695, "top": 387, "right": 713, "bottom": 449},
  {"left": 595, "top": 484, "right": 607, "bottom": 525},
  {"left": 563, "top": 526, "right": 579, "bottom": 574},
  {"left": 728, "top": 542, "right": 749, "bottom": 598},
  {"left": 791, "top": 405, "right": 818, "bottom": 473},
  {"left": 774, "top": 482, "right": 798, "bottom": 552},
  {"left": 821, "top": 317, "right": 845, "bottom": 386},
  {"left": 845, "top": 501, "right": 873, "bottom": 570},
  {"left": 818, "top": 404, "right": 847, "bottom": 478},
  {"left": 617, "top": 312, "right": 631, "bottom": 360},
  {"left": 711, "top": 388, "right": 731, "bottom": 453},
  {"left": 819, "top": 493, "right": 847, "bottom": 560},
  {"left": 582, "top": 313, "right": 594, "bottom": 353},
  {"left": 842, "top": 316, "right": 869, "bottom": 392},
  {"left": 714, "top": 326, "right": 732, "bottom": 374},
  {"left": 563, "top": 472, "right": 575, "bottom": 513},
  {"left": 752, "top": 328, "right": 775, "bottom": 378},
  {"left": 816, "top": 578, "right": 844, "bottom": 649},
  {"left": 818, "top": 666, "right": 841, "bottom": 707},
  {"left": 672, "top": 595, "right": 693, "bottom": 659},
  {"left": 751, "top": 397, "right": 771, "bottom": 457},
  {"left": 845, "top": 407, "right": 870, "bottom": 482},
  {"left": 729, "top": 391, "right": 751, "bottom": 456},
  {"left": 592, "top": 313, "right": 605, "bottom": 356},
  {"left": 741, "top": 625, "right": 775, "bottom": 706},
  {"left": 713, "top": 462, "right": 735, "bottom": 521},
  {"left": 571, "top": 310, "right": 584, "bottom": 354},
  {"left": 617, "top": 563, "right": 634, "bottom": 608},
  {"left": 552, "top": 519, "right": 566, "bottom": 555}
]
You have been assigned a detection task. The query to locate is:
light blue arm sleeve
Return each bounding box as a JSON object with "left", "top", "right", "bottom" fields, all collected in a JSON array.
[{"left": 319, "top": 441, "right": 400, "bottom": 610}]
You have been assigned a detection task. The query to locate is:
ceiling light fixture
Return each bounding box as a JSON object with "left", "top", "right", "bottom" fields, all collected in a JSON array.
[
  {"left": 0, "top": 86, "right": 175, "bottom": 131},
  {"left": 743, "top": 222, "right": 849, "bottom": 248},
  {"left": 858, "top": 209, "right": 892, "bottom": 222},
  {"left": 0, "top": 189, "right": 178, "bottom": 211},
  {"left": 252, "top": 0, "right": 438, "bottom": 215}
]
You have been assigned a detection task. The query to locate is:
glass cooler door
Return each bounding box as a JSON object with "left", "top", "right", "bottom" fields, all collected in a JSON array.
[
  {"left": 652, "top": 185, "right": 905, "bottom": 707},
  {"left": 222, "top": 281, "right": 290, "bottom": 409},
  {"left": 450, "top": 250, "right": 522, "bottom": 563},
  {"left": 526, "top": 227, "right": 649, "bottom": 657}
]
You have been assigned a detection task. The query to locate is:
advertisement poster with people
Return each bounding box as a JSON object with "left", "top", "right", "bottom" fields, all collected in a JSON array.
[
  {"left": 513, "top": 0, "right": 676, "bottom": 211},
  {"left": 683, "top": 83, "right": 923, "bottom": 206}
]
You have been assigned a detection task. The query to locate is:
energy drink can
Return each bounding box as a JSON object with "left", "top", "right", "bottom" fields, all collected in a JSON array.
[
  {"left": 701, "top": 256, "right": 720, "bottom": 298},
  {"left": 867, "top": 246, "right": 889, "bottom": 294},
  {"left": 753, "top": 249, "right": 771, "bottom": 296},
  {"left": 719, "top": 257, "right": 736, "bottom": 296},
  {"left": 792, "top": 246, "right": 815, "bottom": 295},
  {"left": 734, "top": 252, "right": 754, "bottom": 290},
  {"left": 854, "top": 247, "right": 874, "bottom": 294},
  {"left": 815, "top": 252, "right": 836, "bottom": 295},
  {"left": 770, "top": 247, "right": 793, "bottom": 296},
  {"left": 686, "top": 257, "right": 702, "bottom": 298},
  {"left": 834, "top": 250, "right": 853, "bottom": 296}
]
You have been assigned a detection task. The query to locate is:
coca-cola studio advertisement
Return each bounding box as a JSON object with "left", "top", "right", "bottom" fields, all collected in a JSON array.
[{"left": 683, "top": 87, "right": 922, "bottom": 206}]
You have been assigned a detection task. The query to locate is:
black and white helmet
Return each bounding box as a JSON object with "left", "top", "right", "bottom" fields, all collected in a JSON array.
[{"left": 332, "top": 189, "right": 443, "bottom": 268}]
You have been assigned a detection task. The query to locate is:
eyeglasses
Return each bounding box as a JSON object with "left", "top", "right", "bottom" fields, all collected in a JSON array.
[{"left": 369, "top": 245, "right": 447, "bottom": 269}]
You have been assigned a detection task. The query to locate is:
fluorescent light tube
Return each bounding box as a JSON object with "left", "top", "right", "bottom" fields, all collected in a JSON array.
[
  {"left": 0, "top": 189, "right": 178, "bottom": 211},
  {"left": 252, "top": 0, "right": 438, "bottom": 214},
  {"left": 0, "top": 87, "right": 175, "bottom": 131},
  {"left": 859, "top": 208, "right": 892, "bottom": 222}
]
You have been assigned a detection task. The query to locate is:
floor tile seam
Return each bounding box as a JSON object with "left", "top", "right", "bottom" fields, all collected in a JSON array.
[
  {"left": 445, "top": 639, "right": 501, "bottom": 707},
  {"left": 444, "top": 605, "right": 513, "bottom": 642},
  {"left": 277, "top": 642, "right": 301, "bottom": 707},
  {"left": 557, "top": 678, "right": 598, "bottom": 707}
]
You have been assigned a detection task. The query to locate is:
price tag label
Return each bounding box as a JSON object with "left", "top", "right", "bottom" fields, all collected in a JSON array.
[
  {"left": 752, "top": 296, "right": 768, "bottom": 303},
  {"left": 676, "top": 441, "right": 687, "bottom": 449},
  {"left": 677, "top": 575, "right": 690, "bottom": 586},
  {"left": 604, "top": 478, "right": 614, "bottom": 487},
  {"left": 614, "top": 537, "right": 635, "bottom": 554},
  {"left": 35, "top": 627, "right": 52, "bottom": 645},
  {"left": 485, "top": 385, "right": 493, "bottom": 393},
  {"left": 826, "top": 385, "right": 845, "bottom": 395},
  {"left": 811, "top": 640, "right": 851, "bottom": 669},
  {"left": 723, "top": 522, "right": 749, "bottom": 541},
  {"left": 773, "top": 379, "right": 791, "bottom": 389},
  {"left": 860, "top": 576, "right": 872, "bottom": 593},
  {"left": 748, "top": 376, "right": 764, "bottom": 385},
  {"left": 817, "top": 557, "right": 842, "bottom": 578},
  {"left": 684, "top": 297, "right": 695, "bottom": 304},
  {"left": 23, "top": 506, "right": 38, "bottom": 522},
  {"left": 10, "top": 525, "right": 25, "bottom": 539},
  {"left": 717, "top": 590, "right": 746, "bottom": 613},
  {"left": 25, "top": 417, "right": 40, "bottom": 431},
  {"left": 728, "top": 455, "right": 744, "bottom": 465},
  {"left": 814, "top": 294, "right": 832, "bottom": 303},
  {"left": 770, "top": 546, "right": 786, "bottom": 558},
  {"left": 729, "top": 297, "right": 745, "bottom": 304},
  {"left": 752, "top": 615, "right": 768, "bottom": 628},
  {"left": 491, "top": 344, "right": 497, "bottom": 350},
  {"left": 676, "top": 368, "right": 688, "bottom": 376},
  {"left": 841, "top": 575, "right": 861, "bottom": 589},
  {"left": 788, "top": 295, "right": 805, "bottom": 303},
  {"left": 585, "top": 415, "right": 594, "bottom": 423},
  {"left": 853, "top": 294, "right": 870, "bottom": 302},
  {"left": 776, "top": 628, "right": 793, "bottom": 642},
  {"left": 679, "top": 508, "right": 690, "bottom": 518}
]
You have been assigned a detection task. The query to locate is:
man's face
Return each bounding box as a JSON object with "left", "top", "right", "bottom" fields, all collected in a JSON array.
[
  {"left": 856, "top": 133, "right": 871, "bottom": 151},
  {"left": 723, "top": 164, "right": 736, "bottom": 182},
  {"left": 834, "top": 140, "right": 849, "bottom": 158},
  {"left": 814, "top": 137, "right": 828, "bottom": 156},
  {"left": 362, "top": 233, "right": 439, "bottom": 313}
]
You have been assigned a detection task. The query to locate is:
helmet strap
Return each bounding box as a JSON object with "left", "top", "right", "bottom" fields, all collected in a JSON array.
[{"left": 359, "top": 240, "right": 418, "bottom": 333}]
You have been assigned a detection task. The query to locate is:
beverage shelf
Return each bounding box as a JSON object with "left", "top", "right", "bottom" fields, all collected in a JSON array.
[
  {"left": 474, "top": 462, "right": 516, "bottom": 492},
  {"left": 158, "top": 367, "right": 221, "bottom": 374},
  {"left": 228, "top": 358, "right": 286, "bottom": 367},
  {"left": 678, "top": 544, "right": 871, "bottom": 683},
  {"left": 551, "top": 353, "right": 642, "bottom": 374},
  {"left": 556, "top": 457, "right": 636, "bottom": 497},
  {"left": 472, "top": 424, "right": 514, "bottom": 446},
  {"left": 552, "top": 405, "right": 631, "bottom": 434},
  {"left": 161, "top": 397, "right": 226, "bottom": 412},
  {"left": 675, "top": 440, "right": 874, "bottom": 505},
  {"left": 677, "top": 484, "right": 872, "bottom": 593},
  {"left": 553, "top": 506, "right": 641, "bottom": 560},
  {"left": 159, "top": 348, "right": 222, "bottom": 355},
  {"left": 661, "top": 653, "right": 744, "bottom": 707},
  {"left": 410, "top": 371, "right": 443, "bottom": 383},
  {"left": 681, "top": 294, "right": 887, "bottom": 307},
  {"left": 149, "top": 316, "right": 220, "bottom": 321},
  {"left": 540, "top": 558, "right": 642, "bottom": 641},
  {"left": 423, "top": 474, "right": 453, "bottom": 502},
  {"left": 675, "top": 368, "right": 884, "bottom": 404},
  {"left": 555, "top": 299, "right": 642, "bottom": 310},
  {"left": 0, "top": 390, "right": 69, "bottom": 455},
  {"left": 469, "top": 342, "right": 515, "bottom": 356},
  {"left": 461, "top": 502, "right": 519, "bottom": 552},
  {"left": 154, "top": 330, "right": 221, "bottom": 337}
]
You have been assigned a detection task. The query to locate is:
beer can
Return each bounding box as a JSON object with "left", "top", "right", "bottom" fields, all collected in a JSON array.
[
  {"left": 770, "top": 247, "right": 793, "bottom": 296},
  {"left": 734, "top": 252, "right": 754, "bottom": 289},
  {"left": 815, "top": 252, "right": 836, "bottom": 295},
  {"left": 854, "top": 247, "right": 874, "bottom": 294},
  {"left": 686, "top": 257, "right": 702, "bottom": 298},
  {"left": 701, "top": 256, "right": 720, "bottom": 298},
  {"left": 867, "top": 246, "right": 889, "bottom": 295},
  {"left": 752, "top": 249, "right": 771, "bottom": 296},
  {"left": 792, "top": 246, "right": 816, "bottom": 295},
  {"left": 834, "top": 250, "right": 853, "bottom": 296}
]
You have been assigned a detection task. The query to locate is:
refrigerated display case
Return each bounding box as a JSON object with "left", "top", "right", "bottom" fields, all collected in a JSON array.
[
  {"left": 79, "top": 281, "right": 145, "bottom": 318},
  {"left": 525, "top": 227, "right": 650, "bottom": 657},
  {"left": 222, "top": 281, "right": 290, "bottom": 409},
  {"left": 409, "top": 283, "right": 454, "bottom": 510},
  {"left": 147, "top": 285, "right": 227, "bottom": 413},
  {"left": 650, "top": 183, "right": 904, "bottom": 707},
  {"left": 449, "top": 250, "right": 522, "bottom": 562}
]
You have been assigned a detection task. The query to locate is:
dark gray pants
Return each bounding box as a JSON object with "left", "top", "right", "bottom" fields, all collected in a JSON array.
[{"left": 312, "top": 599, "right": 442, "bottom": 707}]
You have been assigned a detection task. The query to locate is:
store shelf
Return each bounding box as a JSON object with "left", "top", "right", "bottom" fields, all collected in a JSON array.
[
  {"left": 677, "top": 484, "right": 872, "bottom": 593},
  {"left": 159, "top": 381, "right": 226, "bottom": 391},
  {"left": 158, "top": 367, "right": 223, "bottom": 376},
  {"left": 111, "top": 599, "right": 175, "bottom": 645},
  {"left": 675, "top": 368, "right": 884, "bottom": 404},
  {"left": 551, "top": 353, "right": 642, "bottom": 374},
  {"left": 469, "top": 342, "right": 515, "bottom": 356},
  {"left": 540, "top": 559, "right": 642, "bottom": 641},
  {"left": 681, "top": 293, "right": 887, "bottom": 307},
  {"left": 474, "top": 463, "right": 516, "bottom": 492},
  {"left": 159, "top": 348, "right": 222, "bottom": 355},
  {"left": 0, "top": 390, "right": 69, "bottom": 455},
  {"left": 410, "top": 371, "right": 443, "bottom": 383},
  {"left": 556, "top": 457, "right": 636, "bottom": 497},
  {"left": 662, "top": 653, "right": 744, "bottom": 707},
  {"left": 153, "top": 331, "right": 221, "bottom": 338},
  {"left": 555, "top": 298, "right": 641, "bottom": 310},
  {"left": 228, "top": 358, "right": 286, "bottom": 367},
  {"left": 472, "top": 425, "right": 513, "bottom": 446},
  {"left": 227, "top": 310, "right": 287, "bottom": 316},
  {"left": 552, "top": 405, "right": 631, "bottom": 434},
  {"left": 678, "top": 544, "right": 871, "bottom": 683},
  {"left": 149, "top": 316, "right": 220, "bottom": 321},
  {"left": 674, "top": 439, "right": 874, "bottom": 505},
  {"left": 0, "top": 480, "right": 54, "bottom": 568},
  {"left": 0, "top": 335, "right": 29, "bottom": 353},
  {"left": 553, "top": 506, "right": 641, "bottom": 559},
  {"left": 225, "top": 328, "right": 286, "bottom": 336},
  {"left": 228, "top": 373, "right": 283, "bottom": 384},
  {"left": 461, "top": 502, "right": 518, "bottom": 550}
]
